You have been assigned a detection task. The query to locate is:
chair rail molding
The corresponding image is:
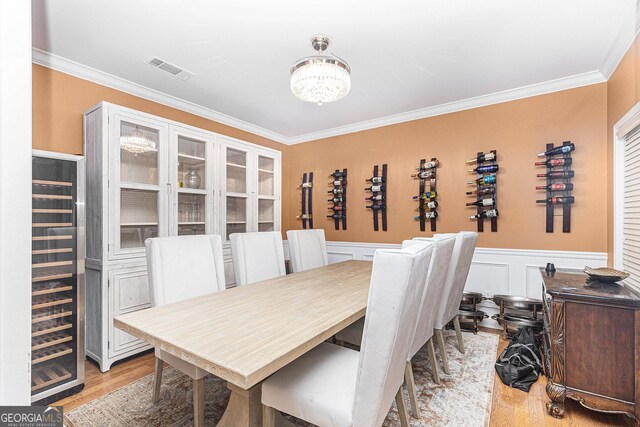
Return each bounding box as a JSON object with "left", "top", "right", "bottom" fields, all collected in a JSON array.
[{"left": 282, "top": 240, "right": 607, "bottom": 329}]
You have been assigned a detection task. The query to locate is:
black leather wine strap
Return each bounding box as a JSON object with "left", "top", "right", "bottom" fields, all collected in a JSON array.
[
  {"left": 301, "top": 173, "right": 308, "bottom": 229},
  {"left": 419, "top": 159, "right": 426, "bottom": 232},
  {"left": 372, "top": 165, "right": 379, "bottom": 232},
  {"left": 308, "top": 172, "right": 314, "bottom": 229},
  {"left": 381, "top": 164, "right": 387, "bottom": 231}
]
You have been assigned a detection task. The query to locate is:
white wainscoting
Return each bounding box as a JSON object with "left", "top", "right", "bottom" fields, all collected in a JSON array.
[{"left": 284, "top": 241, "right": 607, "bottom": 330}]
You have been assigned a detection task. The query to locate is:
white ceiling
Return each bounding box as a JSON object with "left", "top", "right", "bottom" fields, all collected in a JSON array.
[{"left": 32, "top": 0, "right": 636, "bottom": 143}]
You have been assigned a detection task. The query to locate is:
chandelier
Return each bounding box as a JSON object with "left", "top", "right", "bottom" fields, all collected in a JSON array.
[
  {"left": 120, "top": 126, "right": 156, "bottom": 155},
  {"left": 290, "top": 35, "right": 351, "bottom": 106}
]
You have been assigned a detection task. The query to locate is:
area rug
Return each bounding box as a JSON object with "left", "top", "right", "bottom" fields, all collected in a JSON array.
[{"left": 65, "top": 330, "right": 498, "bottom": 427}]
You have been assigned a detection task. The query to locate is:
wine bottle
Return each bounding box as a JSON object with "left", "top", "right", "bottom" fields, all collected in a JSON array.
[
  {"left": 416, "top": 160, "right": 439, "bottom": 170},
  {"left": 424, "top": 200, "right": 438, "bottom": 209},
  {"left": 297, "top": 182, "right": 313, "bottom": 189},
  {"left": 365, "top": 194, "right": 385, "bottom": 201},
  {"left": 466, "top": 198, "right": 495, "bottom": 207},
  {"left": 414, "top": 211, "right": 438, "bottom": 220},
  {"left": 537, "top": 170, "right": 574, "bottom": 179},
  {"left": 468, "top": 164, "right": 499, "bottom": 174},
  {"left": 537, "top": 143, "right": 575, "bottom": 158},
  {"left": 411, "top": 171, "right": 435, "bottom": 179},
  {"left": 365, "top": 205, "right": 386, "bottom": 210},
  {"left": 327, "top": 188, "right": 344, "bottom": 194},
  {"left": 296, "top": 214, "right": 312, "bottom": 219},
  {"left": 412, "top": 191, "right": 437, "bottom": 200},
  {"left": 466, "top": 188, "right": 495, "bottom": 196},
  {"left": 469, "top": 209, "right": 499, "bottom": 219},
  {"left": 331, "top": 180, "right": 346, "bottom": 186},
  {"left": 329, "top": 171, "right": 346, "bottom": 178},
  {"left": 327, "top": 213, "right": 345, "bottom": 219},
  {"left": 329, "top": 205, "right": 345, "bottom": 211},
  {"left": 364, "top": 185, "right": 385, "bottom": 192},
  {"left": 465, "top": 152, "right": 496, "bottom": 164},
  {"left": 535, "top": 158, "right": 572, "bottom": 167},
  {"left": 365, "top": 176, "right": 385, "bottom": 183},
  {"left": 467, "top": 174, "right": 496, "bottom": 185},
  {"left": 535, "top": 183, "right": 573, "bottom": 192},
  {"left": 536, "top": 196, "right": 575, "bottom": 205},
  {"left": 328, "top": 197, "right": 344, "bottom": 203}
]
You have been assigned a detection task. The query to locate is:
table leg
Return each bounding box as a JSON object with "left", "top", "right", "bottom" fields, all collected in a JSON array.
[{"left": 217, "top": 382, "right": 262, "bottom": 427}]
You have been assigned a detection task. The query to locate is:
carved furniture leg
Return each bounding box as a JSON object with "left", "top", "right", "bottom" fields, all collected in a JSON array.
[
  {"left": 545, "top": 381, "right": 566, "bottom": 418},
  {"left": 217, "top": 382, "right": 262, "bottom": 427}
]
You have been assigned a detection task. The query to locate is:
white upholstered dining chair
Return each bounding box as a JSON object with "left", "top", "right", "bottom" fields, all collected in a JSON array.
[
  {"left": 286, "top": 229, "right": 329, "bottom": 272},
  {"left": 230, "top": 231, "right": 286, "bottom": 285},
  {"left": 145, "top": 235, "right": 226, "bottom": 427},
  {"left": 261, "top": 243, "right": 434, "bottom": 427},
  {"left": 432, "top": 231, "right": 478, "bottom": 374}
]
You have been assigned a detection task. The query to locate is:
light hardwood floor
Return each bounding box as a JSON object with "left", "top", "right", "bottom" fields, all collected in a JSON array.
[{"left": 55, "top": 333, "right": 635, "bottom": 426}]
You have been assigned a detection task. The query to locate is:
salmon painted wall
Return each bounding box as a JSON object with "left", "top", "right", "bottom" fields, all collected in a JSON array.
[
  {"left": 285, "top": 84, "right": 608, "bottom": 252},
  {"left": 32, "top": 64, "right": 291, "bottom": 229},
  {"left": 607, "top": 33, "right": 640, "bottom": 265}
]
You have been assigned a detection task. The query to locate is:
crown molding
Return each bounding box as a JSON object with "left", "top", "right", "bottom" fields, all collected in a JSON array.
[
  {"left": 31, "top": 48, "right": 290, "bottom": 145},
  {"left": 33, "top": 48, "right": 609, "bottom": 147},
  {"left": 286, "top": 70, "right": 606, "bottom": 144},
  {"left": 600, "top": 3, "right": 640, "bottom": 80}
]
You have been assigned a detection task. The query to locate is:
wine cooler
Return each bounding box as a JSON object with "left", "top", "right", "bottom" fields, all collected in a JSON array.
[{"left": 31, "top": 150, "right": 85, "bottom": 404}]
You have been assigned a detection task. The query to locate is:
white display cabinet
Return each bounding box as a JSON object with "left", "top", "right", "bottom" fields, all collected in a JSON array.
[{"left": 84, "top": 102, "right": 281, "bottom": 371}]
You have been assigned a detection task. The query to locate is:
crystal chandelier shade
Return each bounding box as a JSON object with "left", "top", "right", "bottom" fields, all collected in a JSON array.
[
  {"left": 120, "top": 126, "right": 157, "bottom": 155},
  {"left": 290, "top": 35, "right": 351, "bottom": 106}
]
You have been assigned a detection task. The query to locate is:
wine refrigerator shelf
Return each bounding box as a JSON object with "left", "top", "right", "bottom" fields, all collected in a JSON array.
[
  {"left": 413, "top": 158, "right": 438, "bottom": 232},
  {"left": 536, "top": 141, "right": 574, "bottom": 233},
  {"left": 366, "top": 164, "right": 387, "bottom": 231},
  {"left": 328, "top": 169, "right": 347, "bottom": 230},
  {"left": 298, "top": 172, "right": 314, "bottom": 229}
]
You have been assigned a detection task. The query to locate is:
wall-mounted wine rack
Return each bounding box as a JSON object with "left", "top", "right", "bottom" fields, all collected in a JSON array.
[
  {"left": 413, "top": 158, "right": 438, "bottom": 231},
  {"left": 297, "top": 172, "right": 313, "bottom": 229},
  {"left": 536, "top": 141, "right": 575, "bottom": 233},
  {"left": 466, "top": 150, "right": 499, "bottom": 232},
  {"left": 365, "top": 164, "right": 387, "bottom": 231},
  {"left": 328, "top": 169, "right": 347, "bottom": 230}
]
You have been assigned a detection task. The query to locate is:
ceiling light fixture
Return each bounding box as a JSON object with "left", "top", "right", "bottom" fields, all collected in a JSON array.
[
  {"left": 120, "top": 126, "right": 157, "bottom": 155},
  {"left": 290, "top": 35, "right": 351, "bottom": 106}
]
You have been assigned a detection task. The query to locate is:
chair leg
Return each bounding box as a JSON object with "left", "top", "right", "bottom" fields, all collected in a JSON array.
[
  {"left": 404, "top": 361, "right": 420, "bottom": 419},
  {"left": 427, "top": 338, "right": 440, "bottom": 384},
  {"left": 395, "top": 387, "right": 410, "bottom": 427},
  {"left": 453, "top": 317, "right": 465, "bottom": 354},
  {"left": 435, "top": 328, "right": 450, "bottom": 374},
  {"left": 193, "top": 378, "right": 204, "bottom": 427},
  {"left": 263, "top": 405, "right": 276, "bottom": 427},
  {"left": 152, "top": 356, "right": 163, "bottom": 404}
]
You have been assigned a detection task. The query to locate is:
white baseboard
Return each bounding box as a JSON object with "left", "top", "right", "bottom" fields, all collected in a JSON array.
[{"left": 285, "top": 241, "right": 607, "bottom": 330}]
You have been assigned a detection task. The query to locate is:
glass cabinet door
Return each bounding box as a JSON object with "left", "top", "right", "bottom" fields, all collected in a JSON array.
[
  {"left": 225, "top": 147, "right": 249, "bottom": 240},
  {"left": 172, "top": 128, "right": 212, "bottom": 236},
  {"left": 112, "top": 114, "right": 167, "bottom": 257},
  {"left": 257, "top": 155, "right": 276, "bottom": 232}
]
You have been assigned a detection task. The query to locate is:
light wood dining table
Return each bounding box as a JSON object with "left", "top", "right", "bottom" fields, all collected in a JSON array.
[{"left": 114, "top": 259, "right": 373, "bottom": 427}]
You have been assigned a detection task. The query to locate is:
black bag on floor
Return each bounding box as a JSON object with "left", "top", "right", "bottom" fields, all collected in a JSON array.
[{"left": 494, "top": 326, "right": 542, "bottom": 392}]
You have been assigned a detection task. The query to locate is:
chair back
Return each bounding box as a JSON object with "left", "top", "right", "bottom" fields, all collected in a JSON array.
[
  {"left": 230, "top": 231, "right": 286, "bottom": 285},
  {"left": 286, "top": 229, "right": 328, "bottom": 273},
  {"left": 145, "top": 235, "right": 226, "bottom": 307},
  {"left": 403, "top": 234, "right": 456, "bottom": 357},
  {"left": 435, "top": 231, "right": 478, "bottom": 329},
  {"left": 352, "top": 243, "right": 434, "bottom": 426}
]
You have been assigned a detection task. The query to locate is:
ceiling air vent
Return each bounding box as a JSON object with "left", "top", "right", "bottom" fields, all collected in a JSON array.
[{"left": 145, "top": 57, "right": 193, "bottom": 81}]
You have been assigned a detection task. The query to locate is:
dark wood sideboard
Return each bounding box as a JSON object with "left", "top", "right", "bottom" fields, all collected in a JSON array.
[{"left": 541, "top": 268, "right": 640, "bottom": 423}]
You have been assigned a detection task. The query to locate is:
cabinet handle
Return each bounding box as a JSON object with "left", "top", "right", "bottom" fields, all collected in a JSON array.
[{"left": 167, "top": 183, "right": 172, "bottom": 194}]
